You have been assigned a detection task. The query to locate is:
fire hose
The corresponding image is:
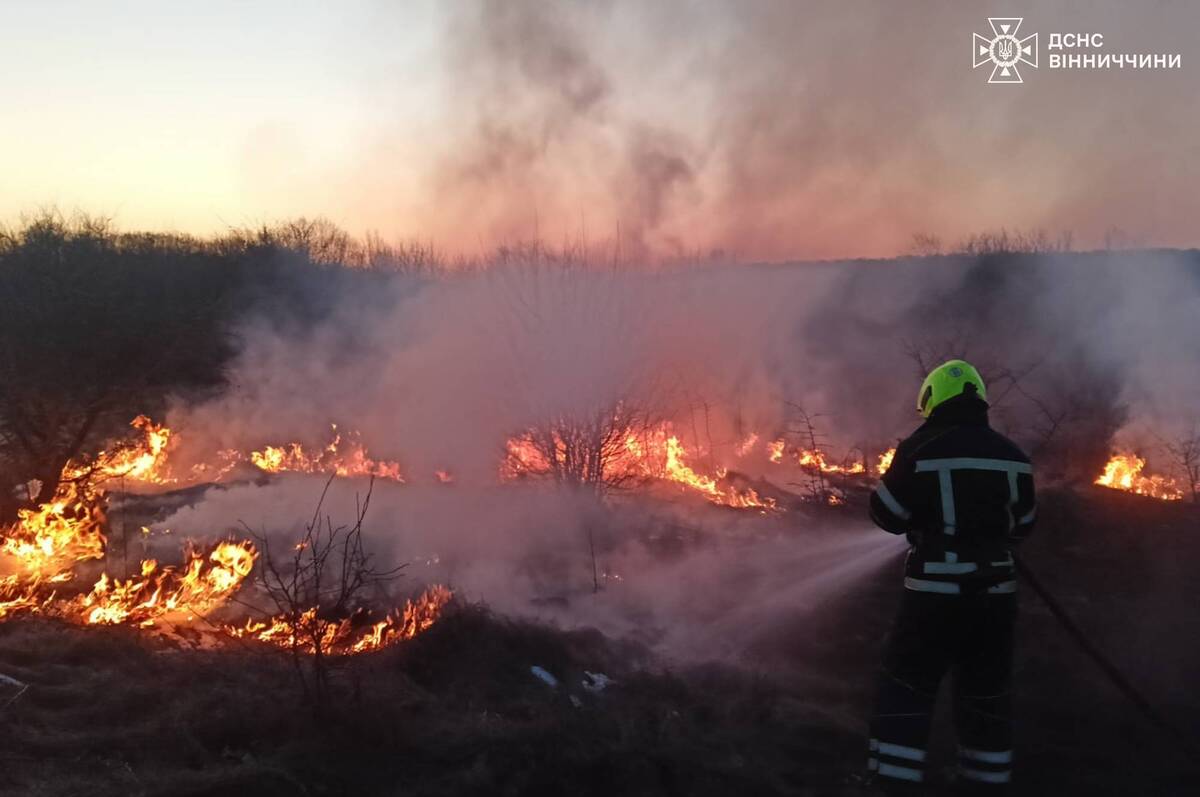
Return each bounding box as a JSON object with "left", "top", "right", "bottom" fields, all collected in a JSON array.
[{"left": 1013, "top": 554, "right": 1200, "bottom": 756}]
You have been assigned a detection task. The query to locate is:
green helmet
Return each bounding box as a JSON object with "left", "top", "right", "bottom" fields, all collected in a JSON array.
[{"left": 917, "top": 359, "right": 987, "bottom": 418}]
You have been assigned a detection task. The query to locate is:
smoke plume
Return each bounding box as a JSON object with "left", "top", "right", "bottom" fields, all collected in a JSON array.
[{"left": 156, "top": 249, "right": 1200, "bottom": 660}]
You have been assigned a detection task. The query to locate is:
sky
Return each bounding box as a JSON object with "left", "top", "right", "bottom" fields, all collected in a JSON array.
[{"left": 2, "top": 0, "right": 1197, "bottom": 260}]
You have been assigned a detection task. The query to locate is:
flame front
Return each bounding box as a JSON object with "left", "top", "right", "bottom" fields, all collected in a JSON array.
[
  {"left": 76, "top": 541, "right": 257, "bottom": 627},
  {"left": 768, "top": 440, "right": 896, "bottom": 478},
  {"left": 1095, "top": 453, "right": 1184, "bottom": 501},
  {"left": 229, "top": 584, "right": 453, "bottom": 655},
  {"left": 502, "top": 422, "right": 776, "bottom": 510},
  {"left": 0, "top": 411, "right": 905, "bottom": 649},
  {"left": 2, "top": 479, "right": 107, "bottom": 578},
  {"left": 0, "top": 423, "right": 446, "bottom": 653},
  {"left": 247, "top": 425, "right": 404, "bottom": 481},
  {"left": 93, "top": 418, "right": 410, "bottom": 486},
  {"left": 105, "top": 414, "right": 890, "bottom": 512},
  {"left": 64, "top": 415, "right": 177, "bottom": 487}
]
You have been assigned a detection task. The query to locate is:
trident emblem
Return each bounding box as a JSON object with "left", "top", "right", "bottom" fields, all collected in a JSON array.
[{"left": 973, "top": 18, "right": 1038, "bottom": 84}]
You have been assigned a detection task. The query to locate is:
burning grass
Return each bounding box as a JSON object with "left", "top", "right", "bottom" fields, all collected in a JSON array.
[
  {"left": 502, "top": 423, "right": 780, "bottom": 510},
  {"left": 0, "top": 419, "right": 450, "bottom": 656},
  {"left": 2, "top": 409, "right": 1189, "bottom": 685},
  {"left": 228, "top": 584, "right": 453, "bottom": 656},
  {"left": 1095, "top": 452, "right": 1188, "bottom": 501},
  {"left": 500, "top": 418, "right": 895, "bottom": 512}
]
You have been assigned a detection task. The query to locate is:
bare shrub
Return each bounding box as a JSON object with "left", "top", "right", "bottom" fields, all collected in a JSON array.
[
  {"left": 1163, "top": 425, "right": 1200, "bottom": 504},
  {"left": 362, "top": 231, "right": 445, "bottom": 275},
  {"left": 900, "top": 329, "right": 1125, "bottom": 484},
  {"left": 243, "top": 476, "right": 404, "bottom": 709},
  {"left": 783, "top": 405, "right": 831, "bottom": 502},
  {"left": 503, "top": 401, "right": 661, "bottom": 494},
  {"left": 954, "top": 227, "right": 1073, "bottom": 255},
  {"left": 909, "top": 232, "right": 944, "bottom": 256},
  {"left": 1012, "top": 372, "right": 1128, "bottom": 483}
]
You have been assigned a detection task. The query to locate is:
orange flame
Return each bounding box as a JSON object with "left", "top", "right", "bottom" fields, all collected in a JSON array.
[
  {"left": 2, "top": 479, "right": 106, "bottom": 578},
  {"left": 246, "top": 425, "right": 404, "bottom": 481},
  {"left": 95, "top": 419, "right": 409, "bottom": 486},
  {"left": 77, "top": 541, "right": 257, "bottom": 627},
  {"left": 0, "top": 423, "right": 446, "bottom": 654},
  {"left": 795, "top": 448, "right": 866, "bottom": 475},
  {"left": 1095, "top": 453, "right": 1184, "bottom": 501},
  {"left": 502, "top": 423, "right": 776, "bottom": 510},
  {"left": 663, "top": 434, "right": 776, "bottom": 509},
  {"left": 229, "top": 584, "right": 453, "bottom": 655},
  {"left": 64, "top": 415, "right": 177, "bottom": 487}
]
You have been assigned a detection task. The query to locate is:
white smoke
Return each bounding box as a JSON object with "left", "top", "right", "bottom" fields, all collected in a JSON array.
[{"left": 156, "top": 250, "right": 1200, "bottom": 659}]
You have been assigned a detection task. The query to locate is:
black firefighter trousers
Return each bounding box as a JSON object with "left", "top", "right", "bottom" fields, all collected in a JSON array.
[{"left": 868, "top": 589, "right": 1017, "bottom": 793}]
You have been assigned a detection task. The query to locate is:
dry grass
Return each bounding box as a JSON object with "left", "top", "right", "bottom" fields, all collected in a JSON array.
[
  {"left": 0, "top": 606, "right": 860, "bottom": 797},
  {"left": 1, "top": 487, "right": 1197, "bottom": 796}
]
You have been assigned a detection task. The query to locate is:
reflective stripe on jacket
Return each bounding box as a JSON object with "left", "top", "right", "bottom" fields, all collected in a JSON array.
[{"left": 869, "top": 395, "right": 1036, "bottom": 593}]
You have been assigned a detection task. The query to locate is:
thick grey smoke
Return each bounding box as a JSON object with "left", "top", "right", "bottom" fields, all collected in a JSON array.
[
  {"left": 156, "top": 250, "right": 1200, "bottom": 660},
  {"left": 369, "top": 0, "right": 1200, "bottom": 259}
]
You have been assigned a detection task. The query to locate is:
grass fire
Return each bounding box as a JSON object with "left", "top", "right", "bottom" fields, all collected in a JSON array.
[
  {"left": 0, "top": 418, "right": 452, "bottom": 656},
  {"left": 2, "top": 3, "right": 1199, "bottom": 795}
]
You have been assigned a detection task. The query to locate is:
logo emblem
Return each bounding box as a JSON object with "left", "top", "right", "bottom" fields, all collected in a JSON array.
[{"left": 973, "top": 18, "right": 1038, "bottom": 83}]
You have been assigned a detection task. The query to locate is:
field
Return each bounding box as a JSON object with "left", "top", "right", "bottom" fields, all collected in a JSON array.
[{"left": 0, "top": 484, "right": 1195, "bottom": 797}]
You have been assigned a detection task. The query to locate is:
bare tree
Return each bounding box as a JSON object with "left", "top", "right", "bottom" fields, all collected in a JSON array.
[
  {"left": 1163, "top": 425, "right": 1200, "bottom": 504},
  {"left": 262, "top": 217, "right": 359, "bottom": 266},
  {"left": 783, "top": 404, "right": 835, "bottom": 503},
  {"left": 1007, "top": 379, "right": 1070, "bottom": 457},
  {"left": 909, "top": 232, "right": 944, "bottom": 257},
  {"left": 244, "top": 476, "right": 404, "bottom": 710},
  {"left": 898, "top": 329, "right": 1128, "bottom": 484},
  {"left": 362, "top": 231, "right": 445, "bottom": 275},
  {"left": 503, "top": 401, "right": 661, "bottom": 495},
  {"left": 901, "top": 330, "right": 975, "bottom": 378},
  {"left": 954, "top": 227, "right": 1074, "bottom": 256},
  {"left": 0, "top": 212, "right": 233, "bottom": 520}
]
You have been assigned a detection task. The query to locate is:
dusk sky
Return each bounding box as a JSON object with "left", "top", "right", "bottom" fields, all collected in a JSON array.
[{"left": 3, "top": 0, "right": 1196, "bottom": 260}]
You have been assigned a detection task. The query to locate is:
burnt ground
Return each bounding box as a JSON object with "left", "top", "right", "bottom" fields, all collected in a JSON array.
[{"left": 0, "top": 486, "right": 1197, "bottom": 796}]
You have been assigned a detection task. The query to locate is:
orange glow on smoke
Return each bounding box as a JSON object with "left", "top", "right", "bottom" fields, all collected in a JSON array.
[{"left": 735, "top": 433, "right": 760, "bottom": 457}]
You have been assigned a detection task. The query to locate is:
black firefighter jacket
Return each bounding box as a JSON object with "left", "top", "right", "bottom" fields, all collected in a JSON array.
[{"left": 869, "top": 395, "right": 1037, "bottom": 595}]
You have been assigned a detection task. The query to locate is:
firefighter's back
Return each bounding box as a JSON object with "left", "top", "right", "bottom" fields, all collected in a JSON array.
[{"left": 866, "top": 361, "right": 1034, "bottom": 794}]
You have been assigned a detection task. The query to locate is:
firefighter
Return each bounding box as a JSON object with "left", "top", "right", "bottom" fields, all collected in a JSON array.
[{"left": 866, "top": 360, "right": 1036, "bottom": 794}]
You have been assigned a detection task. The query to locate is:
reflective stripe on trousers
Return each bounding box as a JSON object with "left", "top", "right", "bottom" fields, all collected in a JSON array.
[
  {"left": 959, "top": 746, "right": 1013, "bottom": 784},
  {"left": 904, "top": 577, "right": 1016, "bottom": 594},
  {"left": 868, "top": 737, "right": 925, "bottom": 783}
]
